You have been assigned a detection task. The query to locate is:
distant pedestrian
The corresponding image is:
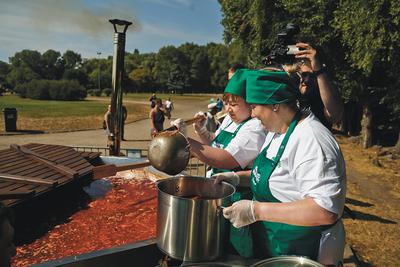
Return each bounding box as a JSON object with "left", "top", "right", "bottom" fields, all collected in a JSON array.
[
  {"left": 104, "top": 105, "right": 113, "bottom": 137},
  {"left": 149, "top": 93, "right": 157, "bottom": 107},
  {"left": 205, "top": 102, "right": 219, "bottom": 133},
  {"left": 121, "top": 105, "right": 127, "bottom": 141},
  {"left": 216, "top": 97, "right": 224, "bottom": 112},
  {"left": 165, "top": 97, "right": 174, "bottom": 119},
  {"left": 149, "top": 98, "right": 165, "bottom": 138}
]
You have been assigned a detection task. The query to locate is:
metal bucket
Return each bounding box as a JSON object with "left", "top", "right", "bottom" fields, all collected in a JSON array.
[
  {"left": 156, "top": 176, "right": 235, "bottom": 262},
  {"left": 251, "top": 256, "right": 323, "bottom": 267}
]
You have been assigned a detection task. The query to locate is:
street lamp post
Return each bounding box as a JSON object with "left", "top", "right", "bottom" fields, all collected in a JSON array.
[{"left": 97, "top": 52, "right": 101, "bottom": 92}]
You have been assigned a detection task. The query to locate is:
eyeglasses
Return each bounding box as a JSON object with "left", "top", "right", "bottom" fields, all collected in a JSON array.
[{"left": 297, "top": 71, "right": 315, "bottom": 85}]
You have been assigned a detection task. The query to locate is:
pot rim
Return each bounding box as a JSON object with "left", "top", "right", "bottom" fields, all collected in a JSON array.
[
  {"left": 156, "top": 176, "right": 236, "bottom": 201},
  {"left": 251, "top": 256, "right": 323, "bottom": 267}
]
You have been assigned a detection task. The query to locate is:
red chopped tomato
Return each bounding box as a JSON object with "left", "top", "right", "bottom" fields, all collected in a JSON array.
[{"left": 12, "top": 177, "right": 158, "bottom": 267}]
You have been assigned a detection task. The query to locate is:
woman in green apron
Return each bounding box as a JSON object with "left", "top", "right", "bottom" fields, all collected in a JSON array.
[
  {"left": 218, "top": 70, "right": 346, "bottom": 266},
  {"left": 172, "top": 69, "right": 266, "bottom": 256}
]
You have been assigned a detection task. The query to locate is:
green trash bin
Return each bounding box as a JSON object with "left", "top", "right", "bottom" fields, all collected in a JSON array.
[{"left": 3, "top": 108, "right": 17, "bottom": 132}]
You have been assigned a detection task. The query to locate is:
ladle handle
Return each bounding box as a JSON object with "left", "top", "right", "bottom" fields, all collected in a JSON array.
[{"left": 163, "top": 116, "right": 204, "bottom": 132}]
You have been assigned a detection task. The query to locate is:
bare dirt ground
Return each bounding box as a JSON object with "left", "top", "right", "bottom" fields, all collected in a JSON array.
[{"left": 1, "top": 99, "right": 399, "bottom": 266}]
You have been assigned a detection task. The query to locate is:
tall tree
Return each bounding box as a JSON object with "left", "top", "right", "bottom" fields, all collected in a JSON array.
[
  {"left": 219, "top": 0, "right": 400, "bottom": 147},
  {"left": 41, "top": 49, "right": 64, "bottom": 80},
  {"left": 62, "top": 50, "right": 82, "bottom": 70}
]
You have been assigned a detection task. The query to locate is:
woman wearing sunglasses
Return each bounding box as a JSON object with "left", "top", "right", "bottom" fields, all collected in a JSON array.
[
  {"left": 217, "top": 69, "right": 346, "bottom": 266},
  {"left": 292, "top": 42, "right": 343, "bottom": 130}
]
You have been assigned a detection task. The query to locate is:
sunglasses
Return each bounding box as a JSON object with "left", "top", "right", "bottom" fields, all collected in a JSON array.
[{"left": 298, "top": 72, "right": 315, "bottom": 85}]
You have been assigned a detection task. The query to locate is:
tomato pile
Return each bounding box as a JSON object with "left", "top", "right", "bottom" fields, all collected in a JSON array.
[{"left": 12, "top": 176, "right": 157, "bottom": 266}]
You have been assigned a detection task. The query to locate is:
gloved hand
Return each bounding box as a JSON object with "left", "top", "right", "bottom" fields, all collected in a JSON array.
[
  {"left": 223, "top": 200, "right": 257, "bottom": 228},
  {"left": 212, "top": 172, "right": 240, "bottom": 187},
  {"left": 193, "top": 111, "right": 207, "bottom": 135},
  {"left": 171, "top": 118, "right": 187, "bottom": 136}
]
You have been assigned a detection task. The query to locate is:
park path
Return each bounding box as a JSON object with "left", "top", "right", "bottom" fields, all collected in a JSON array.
[{"left": 0, "top": 98, "right": 210, "bottom": 150}]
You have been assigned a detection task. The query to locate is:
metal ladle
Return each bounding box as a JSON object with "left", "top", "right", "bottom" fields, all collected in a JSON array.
[{"left": 148, "top": 130, "right": 191, "bottom": 175}]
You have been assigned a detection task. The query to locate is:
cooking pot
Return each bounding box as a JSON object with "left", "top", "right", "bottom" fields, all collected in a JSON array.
[
  {"left": 251, "top": 256, "right": 323, "bottom": 267},
  {"left": 156, "top": 176, "right": 235, "bottom": 262},
  {"left": 148, "top": 131, "right": 190, "bottom": 175}
]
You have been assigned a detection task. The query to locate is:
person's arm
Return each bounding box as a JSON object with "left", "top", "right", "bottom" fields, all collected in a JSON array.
[
  {"left": 197, "top": 130, "right": 216, "bottom": 144},
  {"left": 295, "top": 43, "right": 344, "bottom": 124},
  {"left": 254, "top": 197, "right": 338, "bottom": 226},
  {"left": 236, "top": 170, "right": 252, "bottom": 187},
  {"left": 149, "top": 110, "right": 158, "bottom": 134},
  {"left": 193, "top": 113, "right": 216, "bottom": 144},
  {"left": 188, "top": 137, "right": 239, "bottom": 170}
]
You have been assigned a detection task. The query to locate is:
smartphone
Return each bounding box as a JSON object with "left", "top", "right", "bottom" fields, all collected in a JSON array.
[{"left": 286, "top": 45, "right": 301, "bottom": 55}]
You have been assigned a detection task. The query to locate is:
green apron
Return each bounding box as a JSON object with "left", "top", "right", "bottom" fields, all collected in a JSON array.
[
  {"left": 249, "top": 112, "right": 331, "bottom": 260},
  {"left": 210, "top": 117, "right": 254, "bottom": 257}
]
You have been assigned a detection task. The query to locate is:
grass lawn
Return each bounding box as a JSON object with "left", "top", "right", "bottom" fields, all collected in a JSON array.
[
  {"left": 94, "top": 92, "right": 219, "bottom": 102},
  {"left": 0, "top": 95, "right": 148, "bottom": 132}
]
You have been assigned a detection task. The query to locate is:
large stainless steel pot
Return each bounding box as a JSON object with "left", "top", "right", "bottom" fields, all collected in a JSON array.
[
  {"left": 156, "top": 176, "right": 235, "bottom": 262},
  {"left": 148, "top": 131, "right": 190, "bottom": 175},
  {"left": 251, "top": 256, "right": 323, "bottom": 267}
]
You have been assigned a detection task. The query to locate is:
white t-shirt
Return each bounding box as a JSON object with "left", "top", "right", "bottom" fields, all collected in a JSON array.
[
  {"left": 258, "top": 111, "right": 346, "bottom": 265},
  {"left": 213, "top": 115, "right": 266, "bottom": 170},
  {"left": 165, "top": 100, "right": 172, "bottom": 109},
  {"left": 260, "top": 111, "right": 346, "bottom": 215}
]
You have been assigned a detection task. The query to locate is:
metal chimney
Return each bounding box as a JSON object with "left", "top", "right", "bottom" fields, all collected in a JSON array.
[{"left": 108, "top": 19, "right": 132, "bottom": 156}]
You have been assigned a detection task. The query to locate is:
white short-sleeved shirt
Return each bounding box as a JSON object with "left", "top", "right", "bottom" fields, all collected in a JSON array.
[
  {"left": 261, "top": 111, "right": 346, "bottom": 216},
  {"left": 211, "top": 115, "right": 266, "bottom": 171}
]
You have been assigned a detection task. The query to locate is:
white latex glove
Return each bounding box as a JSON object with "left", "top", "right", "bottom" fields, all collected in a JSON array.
[
  {"left": 171, "top": 118, "right": 187, "bottom": 136},
  {"left": 223, "top": 200, "right": 257, "bottom": 228},
  {"left": 212, "top": 171, "right": 240, "bottom": 187},
  {"left": 193, "top": 111, "right": 207, "bottom": 134}
]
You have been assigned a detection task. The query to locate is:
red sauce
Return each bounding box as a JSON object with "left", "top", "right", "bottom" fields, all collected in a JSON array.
[{"left": 12, "top": 177, "right": 157, "bottom": 267}]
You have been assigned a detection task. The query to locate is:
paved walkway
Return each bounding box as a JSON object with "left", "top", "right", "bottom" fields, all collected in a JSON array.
[{"left": 0, "top": 98, "right": 209, "bottom": 150}]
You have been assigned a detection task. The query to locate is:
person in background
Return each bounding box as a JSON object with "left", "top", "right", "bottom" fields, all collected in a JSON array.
[
  {"left": 216, "top": 97, "right": 224, "bottom": 112},
  {"left": 165, "top": 97, "right": 174, "bottom": 120},
  {"left": 121, "top": 105, "right": 128, "bottom": 141},
  {"left": 228, "top": 63, "right": 246, "bottom": 80},
  {"left": 0, "top": 203, "right": 16, "bottom": 267},
  {"left": 104, "top": 105, "right": 113, "bottom": 137},
  {"left": 217, "top": 69, "right": 346, "bottom": 266},
  {"left": 290, "top": 42, "right": 344, "bottom": 129},
  {"left": 149, "top": 93, "right": 157, "bottom": 107},
  {"left": 149, "top": 98, "right": 165, "bottom": 138},
  {"left": 172, "top": 69, "right": 266, "bottom": 257},
  {"left": 205, "top": 102, "right": 219, "bottom": 133}
]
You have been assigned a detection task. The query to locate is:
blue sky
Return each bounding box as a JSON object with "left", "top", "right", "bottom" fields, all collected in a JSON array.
[{"left": 0, "top": 0, "right": 224, "bottom": 62}]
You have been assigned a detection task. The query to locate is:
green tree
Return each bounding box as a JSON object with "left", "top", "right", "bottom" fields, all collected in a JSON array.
[
  {"left": 62, "top": 50, "right": 82, "bottom": 70},
  {"left": 154, "top": 46, "right": 190, "bottom": 92},
  {"left": 0, "top": 61, "right": 11, "bottom": 90},
  {"left": 219, "top": 0, "right": 400, "bottom": 147},
  {"left": 41, "top": 49, "right": 64, "bottom": 80},
  {"left": 206, "top": 43, "right": 230, "bottom": 92},
  {"left": 179, "top": 43, "right": 210, "bottom": 92},
  {"left": 128, "top": 68, "right": 153, "bottom": 92}
]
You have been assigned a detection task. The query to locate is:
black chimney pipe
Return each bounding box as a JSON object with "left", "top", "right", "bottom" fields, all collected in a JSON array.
[{"left": 108, "top": 19, "right": 132, "bottom": 156}]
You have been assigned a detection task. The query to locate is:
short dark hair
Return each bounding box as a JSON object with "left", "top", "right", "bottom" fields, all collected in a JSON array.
[{"left": 229, "top": 63, "right": 246, "bottom": 72}]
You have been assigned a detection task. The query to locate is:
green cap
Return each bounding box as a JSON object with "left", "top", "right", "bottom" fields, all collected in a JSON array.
[
  {"left": 245, "top": 70, "right": 299, "bottom": 105},
  {"left": 224, "top": 68, "right": 249, "bottom": 98}
]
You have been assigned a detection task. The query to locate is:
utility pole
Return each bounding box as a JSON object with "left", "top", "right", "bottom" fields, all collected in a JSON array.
[
  {"left": 108, "top": 19, "right": 132, "bottom": 156},
  {"left": 97, "top": 51, "right": 101, "bottom": 91}
]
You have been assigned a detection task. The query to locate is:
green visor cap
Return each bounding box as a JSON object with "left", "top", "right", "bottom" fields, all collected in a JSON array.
[
  {"left": 246, "top": 70, "right": 300, "bottom": 105},
  {"left": 224, "top": 68, "right": 249, "bottom": 98}
]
